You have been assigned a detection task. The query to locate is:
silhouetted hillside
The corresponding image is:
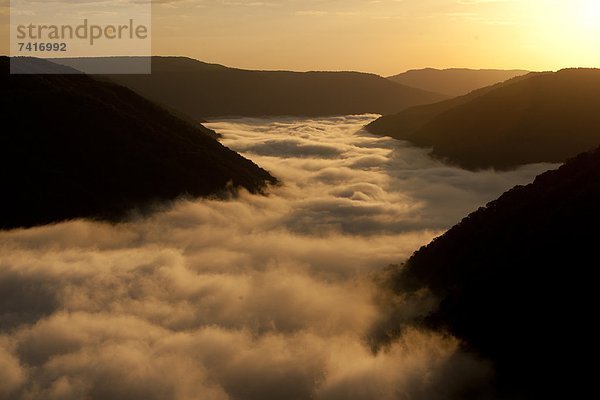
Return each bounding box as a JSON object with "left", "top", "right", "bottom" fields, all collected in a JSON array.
[
  {"left": 388, "top": 68, "right": 528, "bottom": 97},
  {"left": 10, "top": 57, "right": 82, "bottom": 74},
  {"left": 367, "top": 73, "right": 534, "bottom": 141},
  {"left": 395, "top": 146, "right": 600, "bottom": 398},
  {"left": 53, "top": 57, "right": 447, "bottom": 119},
  {"left": 1, "top": 57, "right": 276, "bottom": 230},
  {"left": 369, "top": 69, "right": 600, "bottom": 169}
]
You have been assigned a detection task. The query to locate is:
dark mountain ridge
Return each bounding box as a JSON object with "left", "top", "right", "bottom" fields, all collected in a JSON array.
[
  {"left": 368, "top": 68, "right": 600, "bottom": 170},
  {"left": 1, "top": 57, "right": 276, "bottom": 230},
  {"left": 52, "top": 56, "right": 447, "bottom": 119},
  {"left": 388, "top": 68, "right": 529, "bottom": 97},
  {"left": 394, "top": 145, "right": 600, "bottom": 397},
  {"left": 367, "top": 73, "right": 537, "bottom": 142}
]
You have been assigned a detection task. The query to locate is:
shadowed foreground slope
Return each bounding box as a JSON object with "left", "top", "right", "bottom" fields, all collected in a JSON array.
[
  {"left": 1, "top": 57, "right": 276, "bottom": 229},
  {"left": 53, "top": 57, "right": 447, "bottom": 119},
  {"left": 395, "top": 146, "right": 600, "bottom": 397},
  {"left": 369, "top": 69, "right": 600, "bottom": 169}
]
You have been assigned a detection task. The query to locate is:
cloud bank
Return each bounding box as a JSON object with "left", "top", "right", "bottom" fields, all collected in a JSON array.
[{"left": 0, "top": 115, "right": 554, "bottom": 399}]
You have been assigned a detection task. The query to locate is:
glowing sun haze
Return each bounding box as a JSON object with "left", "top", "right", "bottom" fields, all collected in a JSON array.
[
  {"left": 1, "top": 0, "right": 598, "bottom": 73},
  {"left": 148, "top": 0, "right": 600, "bottom": 75}
]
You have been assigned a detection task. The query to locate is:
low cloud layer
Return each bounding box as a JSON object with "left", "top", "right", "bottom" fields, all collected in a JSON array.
[{"left": 0, "top": 115, "right": 554, "bottom": 400}]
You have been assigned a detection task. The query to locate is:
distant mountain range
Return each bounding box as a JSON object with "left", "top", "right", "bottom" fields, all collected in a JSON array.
[
  {"left": 51, "top": 57, "right": 447, "bottom": 119},
  {"left": 367, "top": 73, "right": 533, "bottom": 143},
  {"left": 394, "top": 145, "right": 600, "bottom": 398},
  {"left": 368, "top": 68, "right": 600, "bottom": 169},
  {"left": 1, "top": 57, "right": 276, "bottom": 230},
  {"left": 388, "top": 68, "right": 529, "bottom": 97}
]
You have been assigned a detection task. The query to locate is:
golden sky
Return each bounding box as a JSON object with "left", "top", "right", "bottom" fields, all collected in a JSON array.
[{"left": 3, "top": 0, "right": 600, "bottom": 75}]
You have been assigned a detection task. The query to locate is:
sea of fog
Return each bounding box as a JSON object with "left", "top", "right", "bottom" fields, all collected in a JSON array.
[{"left": 0, "top": 115, "right": 556, "bottom": 400}]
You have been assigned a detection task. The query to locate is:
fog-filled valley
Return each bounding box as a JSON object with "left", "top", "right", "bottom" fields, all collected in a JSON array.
[
  {"left": 0, "top": 115, "right": 556, "bottom": 400},
  {"left": 5, "top": 0, "right": 600, "bottom": 396}
]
